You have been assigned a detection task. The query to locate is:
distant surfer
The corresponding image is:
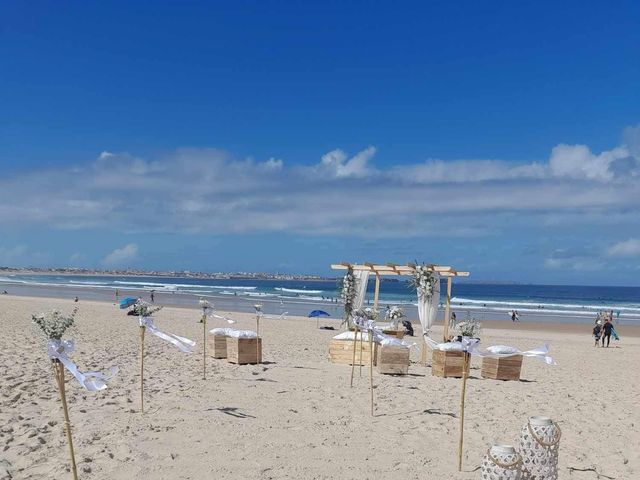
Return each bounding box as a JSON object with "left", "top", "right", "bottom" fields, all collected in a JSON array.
[{"left": 602, "top": 317, "right": 614, "bottom": 347}]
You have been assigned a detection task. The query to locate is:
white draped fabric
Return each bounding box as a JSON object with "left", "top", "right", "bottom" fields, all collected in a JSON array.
[
  {"left": 418, "top": 273, "right": 440, "bottom": 335},
  {"left": 353, "top": 270, "right": 370, "bottom": 311}
]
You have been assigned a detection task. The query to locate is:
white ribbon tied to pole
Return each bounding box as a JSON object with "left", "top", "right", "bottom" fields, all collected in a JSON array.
[
  {"left": 47, "top": 339, "right": 118, "bottom": 392},
  {"left": 139, "top": 316, "right": 195, "bottom": 353},
  {"left": 209, "top": 312, "right": 236, "bottom": 324}
]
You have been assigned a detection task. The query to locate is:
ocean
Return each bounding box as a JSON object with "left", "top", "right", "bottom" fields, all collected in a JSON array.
[{"left": 1, "top": 273, "right": 639, "bottom": 325}]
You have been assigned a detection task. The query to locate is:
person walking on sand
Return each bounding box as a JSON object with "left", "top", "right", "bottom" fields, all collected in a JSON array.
[
  {"left": 511, "top": 310, "right": 516, "bottom": 322},
  {"left": 593, "top": 320, "right": 602, "bottom": 347},
  {"left": 602, "top": 317, "right": 614, "bottom": 347},
  {"left": 150, "top": 290, "right": 155, "bottom": 303}
]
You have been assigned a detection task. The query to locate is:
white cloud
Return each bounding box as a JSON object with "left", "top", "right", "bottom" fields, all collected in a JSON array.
[
  {"left": 549, "top": 144, "right": 632, "bottom": 181},
  {"left": 392, "top": 159, "right": 546, "bottom": 183},
  {"left": 607, "top": 238, "right": 640, "bottom": 257},
  {"left": 318, "top": 146, "right": 376, "bottom": 178},
  {"left": 102, "top": 243, "right": 138, "bottom": 266},
  {"left": 0, "top": 128, "right": 639, "bottom": 239}
]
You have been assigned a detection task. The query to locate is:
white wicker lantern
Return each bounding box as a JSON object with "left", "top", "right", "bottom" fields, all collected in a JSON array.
[
  {"left": 481, "top": 444, "right": 523, "bottom": 480},
  {"left": 519, "top": 416, "right": 561, "bottom": 480}
]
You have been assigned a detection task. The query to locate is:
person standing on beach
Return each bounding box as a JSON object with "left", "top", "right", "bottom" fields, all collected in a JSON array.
[
  {"left": 115, "top": 289, "right": 119, "bottom": 300},
  {"left": 150, "top": 290, "right": 155, "bottom": 303},
  {"left": 511, "top": 310, "right": 516, "bottom": 322},
  {"left": 602, "top": 317, "right": 614, "bottom": 347},
  {"left": 593, "top": 321, "right": 602, "bottom": 347}
]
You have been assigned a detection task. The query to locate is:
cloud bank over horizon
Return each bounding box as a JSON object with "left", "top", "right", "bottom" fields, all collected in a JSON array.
[
  {"left": 1, "top": 125, "right": 639, "bottom": 282},
  {"left": 2, "top": 125, "right": 639, "bottom": 238}
]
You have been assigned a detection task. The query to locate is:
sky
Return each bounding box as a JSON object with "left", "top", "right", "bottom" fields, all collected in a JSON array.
[{"left": 1, "top": 1, "right": 639, "bottom": 284}]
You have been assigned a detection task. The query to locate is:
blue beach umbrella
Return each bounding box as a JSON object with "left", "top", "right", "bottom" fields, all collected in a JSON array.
[
  {"left": 308, "top": 310, "right": 330, "bottom": 328},
  {"left": 119, "top": 297, "right": 137, "bottom": 309}
]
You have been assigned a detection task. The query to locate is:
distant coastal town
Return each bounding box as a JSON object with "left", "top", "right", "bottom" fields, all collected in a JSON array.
[{"left": 0, "top": 266, "right": 329, "bottom": 281}]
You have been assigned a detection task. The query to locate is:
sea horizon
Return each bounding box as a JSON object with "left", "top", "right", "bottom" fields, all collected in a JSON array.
[{"left": 3, "top": 271, "right": 639, "bottom": 326}]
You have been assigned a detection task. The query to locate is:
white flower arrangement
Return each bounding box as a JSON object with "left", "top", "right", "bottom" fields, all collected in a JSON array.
[
  {"left": 354, "top": 307, "right": 379, "bottom": 321},
  {"left": 452, "top": 312, "right": 481, "bottom": 339},
  {"left": 385, "top": 305, "right": 405, "bottom": 327},
  {"left": 410, "top": 264, "right": 437, "bottom": 299},
  {"left": 130, "top": 299, "right": 163, "bottom": 317},
  {"left": 338, "top": 267, "right": 358, "bottom": 321},
  {"left": 32, "top": 307, "right": 78, "bottom": 340}
]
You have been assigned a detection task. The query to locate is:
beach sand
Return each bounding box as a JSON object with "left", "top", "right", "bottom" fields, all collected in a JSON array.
[{"left": 1, "top": 295, "right": 638, "bottom": 479}]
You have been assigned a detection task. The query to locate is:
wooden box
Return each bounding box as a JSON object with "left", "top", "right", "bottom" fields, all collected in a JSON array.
[
  {"left": 377, "top": 344, "right": 410, "bottom": 375},
  {"left": 226, "top": 337, "right": 262, "bottom": 364},
  {"left": 329, "top": 338, "right": 377, "bottom": 366},
  {"left": 382, "top": 329, "right": 406, "bottom": 339},
  {"left": 481, "top": 355, "right": 523, "bottom": 381},
  {"left": 208, "top": 334, "right": 227, "bottom": 359},
  {"left": 431, "top": 350, "right": 464, "bottom": 378}
]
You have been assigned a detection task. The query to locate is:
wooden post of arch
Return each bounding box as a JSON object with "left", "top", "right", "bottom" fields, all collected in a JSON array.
[{"left": 443, "top": 276, "right": 453, "bottom": 342}]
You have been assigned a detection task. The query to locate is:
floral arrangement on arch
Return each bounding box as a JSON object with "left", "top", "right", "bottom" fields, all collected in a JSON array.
[
  {"left": 410, "top": 264, "right": 438, "bottom": 300},
  {"left": 338, "top": 266, "right": 358, "bottom": 322}
]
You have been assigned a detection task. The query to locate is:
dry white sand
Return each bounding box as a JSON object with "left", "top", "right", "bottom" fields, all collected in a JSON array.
[{"left": 1, "top": 295, "right": 638, "bottom": 479}]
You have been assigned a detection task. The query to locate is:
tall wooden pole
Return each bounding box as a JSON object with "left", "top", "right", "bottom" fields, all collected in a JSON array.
[
  {"left": 359, "top": 327, "right": 364, "bottom": 377},
  {"left": 350, "top": 329, "right": 358, "bottom": 387},
  {"left": 140, "top": 325, "right": 145, "bottom": 413},
  {"left": 373, "top": 273, "right": 381, "bottom": 311},
  {"left": 421, "top": 335, "right": 428, "bottom": 367},
  {"left": 458, "top": 352, "right": 470, "bottom": 471},
  {"left": 369, "top": 331, "right": 374, "bottom": 417},
  {"left": 53, "top": 360, "right": 78, "bottom": 480},
  {"left": 256, "top": 314, "right": 260, "bottom": 366},
  {"left": 443, "top": 276, "right": 453, "bottom": 342},
  {"left": 202, "top": 313, "right": 207, "bottom": 380}
]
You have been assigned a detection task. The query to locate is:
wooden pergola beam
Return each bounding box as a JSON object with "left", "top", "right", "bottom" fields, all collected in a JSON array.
[{"left": 331, "top": 263, "right": 469, "bottom": 277}]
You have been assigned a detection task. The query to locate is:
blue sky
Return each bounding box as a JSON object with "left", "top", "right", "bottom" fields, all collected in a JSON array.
[{"left": 1, "top": 1, "right": 639, "bottom": 284}]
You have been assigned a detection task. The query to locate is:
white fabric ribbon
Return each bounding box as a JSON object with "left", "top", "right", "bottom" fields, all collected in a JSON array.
[
  {"left": 139, "top": 316, "right": 195, "bottom": 353},
  {"left": 47, "top": 339, "right": 118, "bottom": 392},
  {"left": 209, "top": 312, "right": 236, "bottom": 324},
  {"left": 353, "top": 316, "right": 414, "bottom": 348},
  {"left": 256, "top": 312, "right": 288, "bottom": 320}
]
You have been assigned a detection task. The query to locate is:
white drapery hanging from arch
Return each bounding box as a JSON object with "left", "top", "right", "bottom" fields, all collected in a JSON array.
[
  {"left": 353, "top": 270, "right": 370, "bottom": 312},
  {"left": 418, "top": 273, "right": 440, "bottom": 335}
]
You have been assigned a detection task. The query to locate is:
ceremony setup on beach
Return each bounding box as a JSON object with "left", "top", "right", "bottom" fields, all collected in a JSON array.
[
  {"left": 2, "top": 2, "right": 640, "bottom": 479},
  {"left": 1, "top": 261, "right": 638, "bottom": 480}
]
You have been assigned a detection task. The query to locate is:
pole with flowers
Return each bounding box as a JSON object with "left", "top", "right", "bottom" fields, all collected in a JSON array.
[
  {"left": 33, "top": 307, "right": 117, "bottom": 480},
  {"left": 129, "top": 299, "right": 195, "bottom": 413}
]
